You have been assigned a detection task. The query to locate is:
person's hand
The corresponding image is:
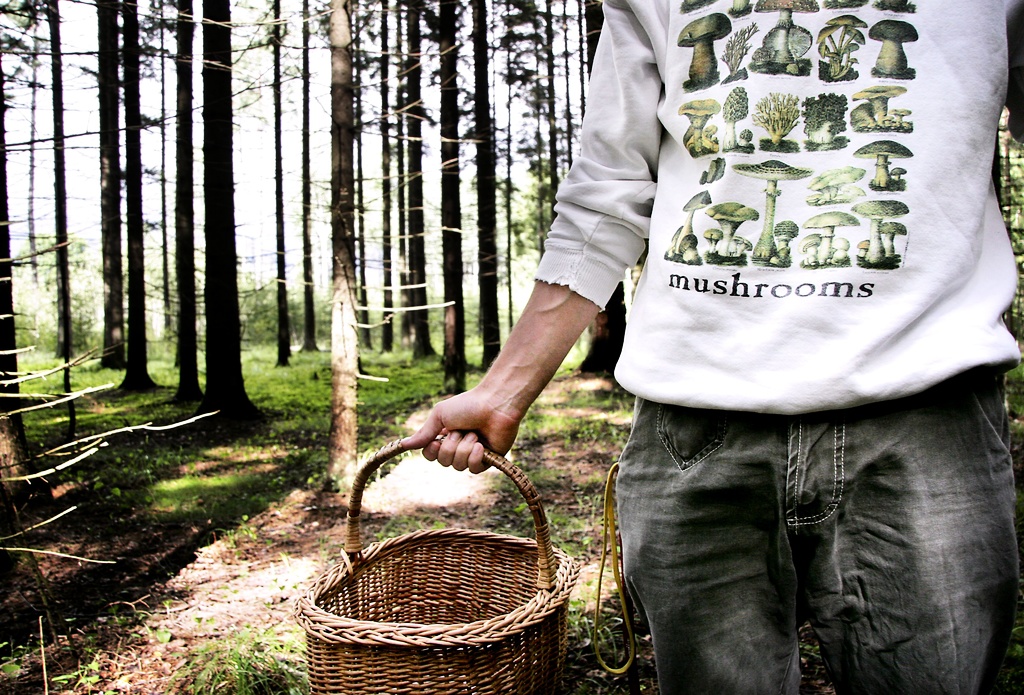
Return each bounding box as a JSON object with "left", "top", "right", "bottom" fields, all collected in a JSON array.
[{"left": 402, "top": 388, "right": 522, "bottom": 474}]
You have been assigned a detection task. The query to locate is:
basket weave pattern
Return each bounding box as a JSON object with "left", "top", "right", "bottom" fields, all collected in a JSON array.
[{"left": 297, "top": 440, "right": 579, "bottom": 694}]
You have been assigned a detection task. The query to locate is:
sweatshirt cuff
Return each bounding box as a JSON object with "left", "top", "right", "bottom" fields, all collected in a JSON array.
[{"left": 534, "top": 243, "right": 626, "bottom": 309}]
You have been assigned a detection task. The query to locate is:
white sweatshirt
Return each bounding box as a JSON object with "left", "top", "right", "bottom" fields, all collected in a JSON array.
[{"left": 537, "top": 0, "right": 1024, "bottom": 414}]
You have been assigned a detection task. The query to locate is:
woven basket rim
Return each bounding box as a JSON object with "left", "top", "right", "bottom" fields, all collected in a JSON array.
[{"left": 296, "top": 527, "right": 579, "bottom": 648}]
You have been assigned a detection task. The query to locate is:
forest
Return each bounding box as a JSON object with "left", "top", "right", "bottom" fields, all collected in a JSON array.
[{"left": 0, "top": 0, "right": 1023, "bottom": 693}]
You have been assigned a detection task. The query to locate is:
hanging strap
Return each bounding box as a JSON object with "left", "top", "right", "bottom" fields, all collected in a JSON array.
[{"left": 593, "top": 461, "right": 638, "bottom": 688}]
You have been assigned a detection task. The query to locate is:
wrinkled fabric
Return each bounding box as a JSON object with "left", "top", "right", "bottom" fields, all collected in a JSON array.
[{"left": 616, "top": 370, "right": 1019, "bottom": 694}]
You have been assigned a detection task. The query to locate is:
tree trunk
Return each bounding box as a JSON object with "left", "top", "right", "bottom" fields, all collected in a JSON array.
[
  {"left": 396, "top": 1, "right": 411, "bottom": 348},
  {"left": 47, "top": 0, "right": 75, "bottom": 440},
  {"left": 0, "top": 49, "right": 30, "bottom": 509},
  {"left": 159, "top": 0, "right": 171, "bottom": 337},
  {"left": 543, "top": 0, "right": 560, "bottom": 215},
  {"left": 120, "top": 0, "right": 157, "bottom": 391},
  {"left": 406, "top": 0, "right": 433, "bottom": 358},
  {"left": 440, "top": 0, "right": 465, "bottom": 394},
  {"left": 27, "top": 35, "right": 41, "bottom": 286},
  {"left": 174, "top": 0, "right": 202, "bottom": 402},
  {"left": 577, "top": 0, "right": 625, "bottom": 375},
  {"left": 561, "top": 0, "right": 574, "bottom": 167},
  {"left": 97, "top": 0, "right": 125, "bottom": 369},
  {"left": 474, "top": 0, "right": 500, "bottom": 368},
  {"left": 199, "top": 0, "right": 259, "bottom": 419},
  {"left": 326, "top": 0, "right": 360, "bottom": 490},
  {"left": 380, "top": 0, "right": 394, "bottom": 353},
  {"left": 354, "top": 28, "right": 371, "bottom": 350},
  {"left": 273, "top": 0, "right": 291, "bottom": 367},
  {"left": 301, "top": 0, "right": 318, "bottom": 352}
]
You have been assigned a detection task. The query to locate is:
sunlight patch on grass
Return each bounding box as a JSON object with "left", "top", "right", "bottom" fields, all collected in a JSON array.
[{"left": 148, "top": 474, "right": 273, "bottom": 523}]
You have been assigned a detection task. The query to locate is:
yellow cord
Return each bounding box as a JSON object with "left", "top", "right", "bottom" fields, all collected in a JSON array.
[{"left": 593, "top": 461, "right": 636, "bottom": 675}]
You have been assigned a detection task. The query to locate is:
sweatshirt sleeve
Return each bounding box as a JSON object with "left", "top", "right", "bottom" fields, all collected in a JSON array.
[
  {"left": 534, "top": 0, "right": 662, "bottom": 308},
  {"left": 1007, "top": 0, "right": 1024, "bottom": 140}
]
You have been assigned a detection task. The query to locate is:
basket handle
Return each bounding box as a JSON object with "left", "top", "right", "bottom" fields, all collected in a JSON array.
[{"left": 344, "top": 439, "right": 559, "bottom": 591}]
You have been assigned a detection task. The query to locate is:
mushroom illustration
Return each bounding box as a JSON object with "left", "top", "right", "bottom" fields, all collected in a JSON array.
[
  {"left": 679, "top": 234, "right": 703, "bottom": 265},
  {"left": 850, "top": 85, "right": 907, "bottom": 131},
  {"left": 750, "top": 0, "right": 820, "bottom": 76},
  {"left": 701, "top": 157, "right": 726, "bottom": 185},
  {"left": 705, "top": 202, "right": 759, "bottom": 264},
  {"left": 804, "top": 210, "right": 860, "bottom": 266},
  {"left": 681, "top": 0, "right": 719, "bottom": 10},
  {"left": 678, "top": 14, "right": 732, "bottom": 92},
  {"left": 874, "top": 0, "right": 916, "bottom": 12},
  {"left": 816, "top": 14, "right": 867, "bottom": 82},
  {"left": 852, "top": 199, "right": 909, "bottom": 267},
  {"left": 730, "top": 0, "right": 753, "bottom": 17},
  {"left": 854, "top": 140, "right": 913, "bottom": 191},
  {"left": 888, "top": 109, "right": 912, "bottom": 131},
  {"left": 879, "top": 221, "right": 907, "bottom": 258},
  {"left": 773, "top": 220, "right": 800, "bottom": 266},
  {"left": 869, "top": 20, "right": 918, "bottom": 80},
  {"left": 888, "top": 167, "right": 907, "bottom": 190},
  {"left": 704, "top": 227, "right": 724, "bottom": 256},
  {"left": 806, "top": 166, "right": 866, "bottom": 206},
  {"left": 730, "top": 235, "right": 754, "bottom": 258},
  {"left": 665, "top": 190, "right": 712, "bottom": 261},
  {"left": 800, "top": 234, "right": 823, "bottom": 267},
  {"left": 831, "top": 238, "right": 852, "bottom": 266},
  {"left": 733, "top": 160, "right": 813, "bottom": 265},
  {"left": 679, "top": 99, "right": 722, "bottom": 157}
]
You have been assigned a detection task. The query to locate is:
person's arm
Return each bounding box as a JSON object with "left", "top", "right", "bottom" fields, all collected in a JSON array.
[{"left": 402, "top": 281, "right": 600, "bottom": 473}]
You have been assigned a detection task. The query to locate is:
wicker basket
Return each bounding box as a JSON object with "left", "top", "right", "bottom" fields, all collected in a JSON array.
[{"left": 296, "top": 439, "right": 579, "bottom": 695}]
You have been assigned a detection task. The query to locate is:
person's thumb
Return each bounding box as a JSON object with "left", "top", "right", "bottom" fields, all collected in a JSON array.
[{"left": 401, "top": 408, "right": 445, "bottom": 451}]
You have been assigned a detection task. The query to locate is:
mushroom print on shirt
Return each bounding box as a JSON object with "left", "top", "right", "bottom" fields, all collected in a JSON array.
[
  {"left": 668, "top": 0, "right": 922, "bottom": 273},
  {"left": 538, "top": 0, "right": 1023, "bottom": 414}
]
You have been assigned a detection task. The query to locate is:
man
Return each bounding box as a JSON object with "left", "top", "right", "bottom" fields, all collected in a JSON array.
[{"left": 406, "top": 1, "right": 1024, "bottom": 692}]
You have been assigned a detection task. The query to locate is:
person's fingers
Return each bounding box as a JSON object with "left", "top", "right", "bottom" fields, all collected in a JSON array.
[
  {"left": 450, "top": 432, "right": 481, "bottom": 472},
  {"left": 435, "top": 430, "right": 464, "bottom": 468},
  {"left": 402, "top": 408, "right": 444, "bottom": 451},
  {"left": 466, "top": 441, "right": 488, "bottom": 474}
]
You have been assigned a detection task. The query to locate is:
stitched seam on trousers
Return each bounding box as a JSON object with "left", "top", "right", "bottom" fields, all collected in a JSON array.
[
  {"left": 790, "top": 421, "right": 845, "bottom": 527},
  {"left": 785, "top": 420, "right": 802, "bottom": 523},
  {"left": 656, "top": 406, "right": 727, "bottom": 472}
]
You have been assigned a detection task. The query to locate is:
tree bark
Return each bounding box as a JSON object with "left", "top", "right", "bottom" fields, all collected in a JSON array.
[
  {"left": 474, "top": 0, "right": 500, "bottom": 368},
  {"left": 47, "top": 0, "right": 75, "bottom": 440},
  {"left": 354, "top": 27, "right": 371, "bottom": 350},
  {"left": 0, "top": 49, "right": 30, "bottom": 505},
  {"left": 159, "top": 0, "right": 171, "bottom": 336},
  {"left": 174, "top": 0, "right": 202, "bottom": 402},
  {"left": 97, "top": 0, "right": 125, "bottom": 369},
  {"left": 300, "top": 0, "right": 319, "bottom": 352},
  {"left": 577, "top": 0, "right": 625, "bottom": 375},
  {"left": 543, "top": 0, "right": 560, "bottom": 216},
  {"left": 120, "top": 0, "right": 157, "bottom": 391},
  {"left": 406, "top": 0, "right": 433, "bottom": 358},
  {"left": 440, "top": 0, "right": 465, "bottom": 393},
  {"left": 396, "top": 1, "right": 411, "bottom": 348},
  {"left": 380, "top": 0, "right": 394, "bottom": 353},
  {"left": 273, "top": 0, "right": 291, "bottom": 367},
  {"left": 326, "top": 0, "right": 361, "bottom": 489},
  {"left": 198, "top": 0, "right": 259, "bottom": 419}
]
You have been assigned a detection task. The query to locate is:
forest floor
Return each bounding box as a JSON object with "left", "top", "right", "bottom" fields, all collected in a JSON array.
[{"left": 0, "top": 361, "right": 1019, "bottom": 694}]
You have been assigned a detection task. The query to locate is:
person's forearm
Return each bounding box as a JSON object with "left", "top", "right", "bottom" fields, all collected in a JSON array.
[{"left": 475, "top": 281, "right": 601, "bottom": 420}]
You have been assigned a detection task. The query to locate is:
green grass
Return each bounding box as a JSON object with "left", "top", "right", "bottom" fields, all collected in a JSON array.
[{"left": 16, "top": 345, "right": 446, "bottom": 534}]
